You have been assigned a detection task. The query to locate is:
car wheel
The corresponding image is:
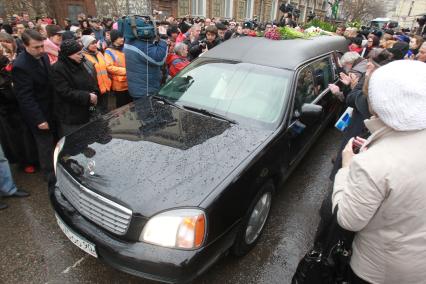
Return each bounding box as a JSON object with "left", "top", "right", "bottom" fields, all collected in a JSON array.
[{"left": 231, "top": 180, "right": 274, "bottom": 256}]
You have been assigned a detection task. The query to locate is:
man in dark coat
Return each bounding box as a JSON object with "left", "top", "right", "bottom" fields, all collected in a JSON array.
[
  {"left": 12, "top": 30, "right": 55, "bottom": 180},
  {"left": 0, "top": 34, "right": 38, "bottom": 171}
]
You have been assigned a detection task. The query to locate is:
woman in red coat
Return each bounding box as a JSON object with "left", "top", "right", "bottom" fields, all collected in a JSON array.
[{"left": 166, "top": 42, "right": 190, "bottom": 78}]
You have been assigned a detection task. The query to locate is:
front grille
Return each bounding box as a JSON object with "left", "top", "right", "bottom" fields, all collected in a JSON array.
[{"left": 56, "top": 165, "right": 132, "bottom": 235}]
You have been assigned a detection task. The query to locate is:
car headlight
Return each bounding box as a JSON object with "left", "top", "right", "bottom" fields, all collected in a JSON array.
[
  {"left": 140, "top": 209, "right": 206, "bottom": 249},
  {"left": 53, "top": 137, "right": 65, "bottom": 175}
]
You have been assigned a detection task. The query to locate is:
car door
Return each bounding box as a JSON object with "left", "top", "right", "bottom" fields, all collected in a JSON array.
[{"left": 287, "top": 55, "right": 335, "bottom": 165}]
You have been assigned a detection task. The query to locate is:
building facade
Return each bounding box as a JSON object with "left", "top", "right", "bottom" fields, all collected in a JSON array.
[
  {"left": 391, "top": 0, "right": 426, "bottom": 29},
  {"left": 54, "top": 0, "right": 97, "bottom": 23},
  {"left": 0, "top": 0, "right": 96, "bottom": 26},
  {"left": 149, "top": 0, "right": 329, "bottom": 22}
]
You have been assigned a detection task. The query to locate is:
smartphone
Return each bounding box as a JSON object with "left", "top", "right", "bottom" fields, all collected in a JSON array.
[{"left": 352, "top": 142, "right": 361, "bottom": 154}]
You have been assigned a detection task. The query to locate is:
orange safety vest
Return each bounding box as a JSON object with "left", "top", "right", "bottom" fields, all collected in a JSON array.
[
  {"left": 104, "top": 48, "right": 128, "bottom": 92},
  {"left": 83, "top": 51, "right": 112, "bottom": 95}
]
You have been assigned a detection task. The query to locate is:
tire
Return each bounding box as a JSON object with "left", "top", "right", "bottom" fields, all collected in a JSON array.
[{"left": 231, "top": 180, "right": 275, "bottom": 256}]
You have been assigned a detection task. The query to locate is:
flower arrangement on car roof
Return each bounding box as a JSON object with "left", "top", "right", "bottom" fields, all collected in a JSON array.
[{"left": 262, "top": 26, "right": 333, "bottom": 40}]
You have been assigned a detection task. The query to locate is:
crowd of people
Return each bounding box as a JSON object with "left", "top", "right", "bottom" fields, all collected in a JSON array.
[
  {"left": 1, "top": 11, "right": 426, "bottom": 283},
  {"left": 306, "top": 23, "right": 426, "bottom": 284},
  {"left": 0, "top": 14, "right": 424, "bottom": 190}
]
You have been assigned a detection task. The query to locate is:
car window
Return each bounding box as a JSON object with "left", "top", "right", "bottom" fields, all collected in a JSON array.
[
  {"left": 293, "top": 65, "right": 316, "bottom": 113},
  {"left": 158, "top": 60, "right": 292, "bottom": 129},
  {"left": 311, "top": 57, "right": 334, "bottom": 95}
]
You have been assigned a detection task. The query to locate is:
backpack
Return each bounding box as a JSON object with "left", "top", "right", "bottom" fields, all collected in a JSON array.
[{"left": 118, "top": 15, "right": 157, "bottom": 41}]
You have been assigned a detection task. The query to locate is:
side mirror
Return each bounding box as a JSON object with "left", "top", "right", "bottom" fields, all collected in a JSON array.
[{"left": 300, "top": 103, "right": 323, "bottom": 125}]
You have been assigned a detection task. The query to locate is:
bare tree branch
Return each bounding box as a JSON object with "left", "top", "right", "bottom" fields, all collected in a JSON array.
[{"left": 340, "top": 0, "right": 385, "bottom": 22}]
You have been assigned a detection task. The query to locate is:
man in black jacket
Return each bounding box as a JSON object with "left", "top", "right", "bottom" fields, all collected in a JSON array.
[{"left": 12, "top": 30, "right": 55, "bottom": 181}]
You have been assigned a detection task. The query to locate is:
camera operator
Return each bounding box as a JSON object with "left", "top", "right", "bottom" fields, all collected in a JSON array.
[
  {"left": 124, "top": 21, "right": 168, "bottom": 100},
  {"left": 279, "top": 4, "right": 298, "bottom": 27},
  {"left": 188, "top": 25, "right": 221, "bottom": 60}
]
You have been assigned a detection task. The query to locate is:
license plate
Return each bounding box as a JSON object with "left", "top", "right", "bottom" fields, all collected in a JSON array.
[{"left": 56, "top": 214, "right": 98, "bottom": 258}]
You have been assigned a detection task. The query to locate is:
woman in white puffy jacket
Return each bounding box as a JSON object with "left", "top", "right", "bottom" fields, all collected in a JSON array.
[{"left": 332, "top": 60, "right": 426, "bottom": 284}]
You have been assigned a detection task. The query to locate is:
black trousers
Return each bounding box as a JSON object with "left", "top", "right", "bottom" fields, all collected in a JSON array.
[
  {"left": 115, "top": 90, "right": 133, "bottom": 108},
  {"left": 30, "top": 127, "right": 54, "bottom": 180},
  {"left": 0, "top": 110, "right": 38, "bottom": 166}
]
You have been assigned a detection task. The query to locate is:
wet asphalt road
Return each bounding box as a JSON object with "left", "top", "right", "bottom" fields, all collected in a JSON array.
[{"left": 0, "top": 128, "right": 341, "bottom": 284}]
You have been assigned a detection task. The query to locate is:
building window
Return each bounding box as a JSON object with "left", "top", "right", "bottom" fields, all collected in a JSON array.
[
  {"left": 179, "top": 0, "right": 190, "bottom": 16},
  {"left": 271, "top": 0, "right": 278, "bottom": 21},
  {"left": 246, "top": 0, "right": 254, "bottom": 19},
  {"left": 237, "top": 0, "right": 247, "bottom": 20},
  {"left": 191, "top": 0, "right": 206, "bottom": 16},
  {"left": 225, "top": 0, "right": 233, "bottom": 18},
  {"left": 212, "top": 0, "right": 225, "bottom": 17},
  {"left": 237, "top": 0, "right": 254, "bottom": 20}
]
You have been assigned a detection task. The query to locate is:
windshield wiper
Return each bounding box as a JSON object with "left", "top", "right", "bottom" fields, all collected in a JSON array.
[
  {"left": 151, "top": 95, "right": 183, "bottom": 109},
  {"left": 182, "top": 105, "right": 237, "bottom": 124}
]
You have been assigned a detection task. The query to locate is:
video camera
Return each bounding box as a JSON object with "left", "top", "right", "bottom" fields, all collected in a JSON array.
[
  {"left": 243, "top": 20, "right": 255, "bottom": 30},
  {"left": 279, "top": 3, "right": 301, "bottom": 18},
  {"left": 199, "top": 39, "right": 208, "bottom": 49},
  {"left": 118, "top": 15, "right": 157, "bottom": 41}
]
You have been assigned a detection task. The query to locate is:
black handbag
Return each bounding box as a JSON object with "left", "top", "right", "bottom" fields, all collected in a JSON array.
[{"left": 292, "top": 205, "right": 355, "bottom": 284}]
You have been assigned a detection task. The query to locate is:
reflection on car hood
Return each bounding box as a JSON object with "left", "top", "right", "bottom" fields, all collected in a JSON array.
[{"left": 58, "top": 98, "right": 273, "bottom": 217}]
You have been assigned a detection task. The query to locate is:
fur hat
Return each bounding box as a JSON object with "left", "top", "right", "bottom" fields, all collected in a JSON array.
[
  {"left": 368, "top": 60, "right": 426, "bottom": 131},
  {"left": 60, "top": 39, "right": 82, "bottom": 57}
]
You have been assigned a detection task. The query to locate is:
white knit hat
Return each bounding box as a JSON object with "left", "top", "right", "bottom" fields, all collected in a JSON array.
[
  {"left": 81, "top": 35, "right": 96, "bottom": 49},
  {"left": 368, "top": 60, "right": 426, "bottom": 131}
]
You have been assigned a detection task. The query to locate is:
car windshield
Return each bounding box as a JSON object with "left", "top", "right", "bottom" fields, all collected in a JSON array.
[{"left": 158, "top": 60, "right": 292, "bottom": 129}]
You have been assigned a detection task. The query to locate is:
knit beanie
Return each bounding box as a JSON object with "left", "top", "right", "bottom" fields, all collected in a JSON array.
[
  {"left": 110, "top": 29, "right": 123, "bottom": 44},
  {"left": 81, "top": 35, "right": 96, "bottom": 49},
  {"left": 60, "top": 39, "right": 82, "bottom": 57},
  {"left": 368, "top": 60, "right": 426, "bottom": 131}
]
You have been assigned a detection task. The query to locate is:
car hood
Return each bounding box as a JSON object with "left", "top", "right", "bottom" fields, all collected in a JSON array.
[{"left": 58, "top": 98, "right": 273, "bottom": 217}]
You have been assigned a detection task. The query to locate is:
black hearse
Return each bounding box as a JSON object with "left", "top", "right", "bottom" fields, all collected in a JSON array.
[{"left": 51, "top": 36, "right": 348, "bottom": 283}]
